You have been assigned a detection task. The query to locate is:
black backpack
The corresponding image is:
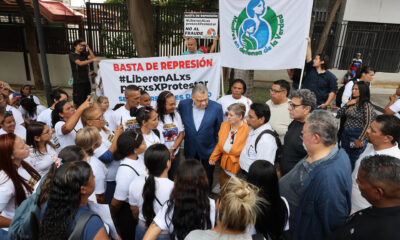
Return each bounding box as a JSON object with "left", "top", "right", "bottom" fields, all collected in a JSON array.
[{"left": 254, "top": 129, "right": 282, "bottom": 165}]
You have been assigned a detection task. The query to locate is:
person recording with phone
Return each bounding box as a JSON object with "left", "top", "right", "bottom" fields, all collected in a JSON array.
[{"left": 69, "top": 39, "right": 100, "bottom": 107}]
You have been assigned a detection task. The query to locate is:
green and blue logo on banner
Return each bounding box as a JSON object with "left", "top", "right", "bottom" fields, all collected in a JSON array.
[{"left": 231, "top": 0, "right": 284, "bottom": 56}]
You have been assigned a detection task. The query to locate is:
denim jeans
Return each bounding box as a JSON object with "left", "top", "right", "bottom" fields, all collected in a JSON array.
[
  {"left": 0, "top": 229, "right": 8, "bottom": 240},
  {"left": 341, "top": 127, "right": 367, "bottom": 170}
]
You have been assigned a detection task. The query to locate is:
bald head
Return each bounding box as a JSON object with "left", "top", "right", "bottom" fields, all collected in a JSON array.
[{"left": 187, "top": 38, "right": 198, "bottom": 53}]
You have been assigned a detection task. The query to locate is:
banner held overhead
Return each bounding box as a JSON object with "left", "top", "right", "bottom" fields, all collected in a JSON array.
[
  {"left": 99, "top": 53, "right": 221, "bottom": 108},
  {"left": 219, "top": 0, "right": 313, "bottom": 70}
]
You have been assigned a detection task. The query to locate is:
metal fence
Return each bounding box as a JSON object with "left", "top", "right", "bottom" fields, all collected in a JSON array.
[{"left": 332, "top": 22, "right": 400, "bottom": 73}]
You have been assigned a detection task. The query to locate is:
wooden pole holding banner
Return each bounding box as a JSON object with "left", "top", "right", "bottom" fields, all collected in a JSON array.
[{"left": 220, "top": 67, "right": 225, "bottom": 97}]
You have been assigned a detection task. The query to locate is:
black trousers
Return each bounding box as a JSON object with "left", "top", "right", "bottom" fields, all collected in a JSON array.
[
  {"left": 73, "top": 82, "right": 91, "bottom": 107},
  {"left": 194, "top": 154, "right": 214, "bottom": 188}
]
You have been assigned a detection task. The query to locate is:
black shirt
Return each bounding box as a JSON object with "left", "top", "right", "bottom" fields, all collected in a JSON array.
[
  {"left": 69, "top": 52, "right": 90, "bottom": 84},
  {"left": 281, "top": 120, "right": 307, "bottom": 175},
  {"left": 302, "top": 61, "right": 338, "bottom": 106},
  {"left": 328, "top": 206, "right": 400, "bottom": 240}
]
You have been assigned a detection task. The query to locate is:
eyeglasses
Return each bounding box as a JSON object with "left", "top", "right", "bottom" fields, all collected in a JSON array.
[
  {"left": 89, "top": 114, "right": 104, "bottom": 121},
  {"left": 269, "top": 88, "right": 285, "bottom": 93},
  {"left": 289, "top": 102, "right": 303, "bottom": 109}
]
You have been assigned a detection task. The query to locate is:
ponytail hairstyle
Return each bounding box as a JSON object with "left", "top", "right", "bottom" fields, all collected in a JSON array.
[
  {"left": 156, "top": 91, "right": 175, "bottom": 124},
  {"left": 113, "top": 130, "right": 144, "bottom": 160},
  {"left": 39, "top": 161, "right": 92, "bottom": 240},
  {"left": 167, "top": 159, "right": 211, "bottom": 240},
  {"left": 247, "top": 160, "right": 288, "bottom": 240},
  {"left": 38, "top": 145, "right": 86, "bottom": 207},
  {"left": 142, "top": 144, "right": 170, "bottom": 227},
  {"left": 51, "top": 100, "right": 68, "bottom": 128},
  {"left": 0, "top": 133, "right": 41, "bottom": 206},
  {"left": 75, "top": 126, "right": 101, "bottom": 156},
  {"left": 26, "top": 122, "right": 55, "bottom": 155},
  {"left": 20, "top": 97, "right": 37, "bottom": 119},
  {"left": 133, "top": 106, "right": 155, "bottom": 127},
  {"left": 218, "top": 176, "right": 263, "bottom": 232}
]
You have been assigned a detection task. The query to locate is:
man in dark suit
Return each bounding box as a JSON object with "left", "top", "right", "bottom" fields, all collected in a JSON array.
[{"left": 178, "top": 83, "right": 223, "bottom": 187}]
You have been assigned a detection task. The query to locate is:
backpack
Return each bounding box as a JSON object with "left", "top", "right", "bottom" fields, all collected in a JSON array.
[
  {"left": 254, "top": 129, "right": 282, "bottom": 165},
  {"left": 8, "top": 176, "right": 46, "bottom": 240},
  {"left": 336, "top": 79, "right": 357, "bottom": 107}
]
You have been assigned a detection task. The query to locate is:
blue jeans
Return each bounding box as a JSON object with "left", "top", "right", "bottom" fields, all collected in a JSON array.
[
  {"left": 135, "top": 221, "right": 170, "bottom": 240},
  {"left": 105, "top": 181, "right": 116, "bottom": 204},
  {"left": 0, "top": 229, "right": 8, "bottom": 240},
  {"left": 341, "top": 127, "right": 367, "bottom": 170}
]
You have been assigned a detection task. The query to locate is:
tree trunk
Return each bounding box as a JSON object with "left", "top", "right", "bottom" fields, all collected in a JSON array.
[
  {"left": 316, "top": 0, "right": 343, "bottom": 54},
  {"left": 16, "top": 0, "right": 44, "bottom": 90},
  {"left": 126, "top": 0, "right": 155, "bottom": 57},
  {"left": 233, "top": 69, "right": 254, "bottom": 99}
]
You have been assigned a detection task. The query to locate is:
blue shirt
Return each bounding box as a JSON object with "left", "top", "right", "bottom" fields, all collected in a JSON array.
[
  {"left": 182, "top": 50, "right": 204, "bottom": 55},
  {"left": 303, "top": 61, "right": 338, "bottom": 106},
  {"left": 192, "top": 104, "right": 205, "bottom": 131},
  {"left": 40, "top": 203, "right": 104, "bottom": 239}
]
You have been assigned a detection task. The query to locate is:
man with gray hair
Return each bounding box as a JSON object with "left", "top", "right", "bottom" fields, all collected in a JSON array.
[
  {"left": 329, "top": 155, "right": 400, "bottom": 240},
  {"left": 178, "top": 83, "right": 223, "bottom": 186},
  {"left": 280, "top": 110, "right": 352, "bottom": 240},
  {"left": 280, "top": 89, "right": 316, "bottom": 176}
]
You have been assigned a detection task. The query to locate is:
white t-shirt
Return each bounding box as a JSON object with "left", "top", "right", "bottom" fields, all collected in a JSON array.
[
  {"left": 0, "top": 124, "right": 26, "bottom": 140},
  {"left": 157, "top": 112, "right": 183, "bottom": 155},
  {"left": 36, "top": 107, "right": 53, "bottom": 128},
  {"left": 25, "top": 145, "right": 58, "bottom": 176},
  {"left": 104, "top": 109, "right": 113, "bottom": 128},
  {"left": 154, "top": 198, "right": 216, "bottom": 233},
  {"left": 109, "top": 106, "right": 139, "bottom": 131},
  {"left": 389, "top": 99, "right": 400, "bottom": 119},
  {"left": 54, "top": 120, "right": 83, "bottom": 149},
  {"left": 217, "top": 95, "right": 252, "bottom": 121},
  {"left": 6, "top": 105, "right": 24, "bottom": 126},
  {"left": 128, "top": 176, "right": 174, "bottom": 222},
  {"left": 87, "top": 156, "right": 107, "bottom": 195},
  {"left": 95, "top": 69, "right": 104, "bottom": 96},
  {"left": 113, "top": 157, "right": 147, "bottom": 202},
  {"left": 138, "top": 130, "right": 165, "bottom": 160},
  {"left": 18, "top": 105, "right": 47, "bottom": 122},
  {"left": 266, "top": 99, "right": 292, "bottom": 144},
  {"left": 94, "top": 129, "right": 119, "bottom": 182},
  {"left": 0, "top": 167, "right": 33, "bottom": 229}
]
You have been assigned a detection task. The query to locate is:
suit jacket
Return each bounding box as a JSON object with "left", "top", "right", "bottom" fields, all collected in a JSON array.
[
  {"left": 209, "top": 121, "right": 250, "bottom": 174},
  {"left": 178, "top": 99, "right": 223, "bottom": 160}
]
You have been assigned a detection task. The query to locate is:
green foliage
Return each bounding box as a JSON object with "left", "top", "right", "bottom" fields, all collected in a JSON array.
[
  {"left": 104, "top": 0, "right": 125, "bottom": 4},
  {"left": 101, "top": 30, "right": 136, "bottom": 58}
]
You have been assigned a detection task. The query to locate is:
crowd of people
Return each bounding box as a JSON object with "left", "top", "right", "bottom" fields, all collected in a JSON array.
[{"left": 1, "top": 37, "right": 400, "bottom": 240}]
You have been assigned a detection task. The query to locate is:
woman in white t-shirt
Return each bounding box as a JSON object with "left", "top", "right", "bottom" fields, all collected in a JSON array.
[
  {"left": 0, "top": 133, "right": 41, "bottom": 236},
  {"left": 81, "top": 105, "right": 124, "bottom": 204},
  {"left": 129, "top": 144, "right": 173, "bottom": 240},
  {"left": 25, "top": 122, "right": 57, "bottom": 176},
  {"left": 19, "top": 97, "right": 46, "bottom": 123},
  {"left": 0, "top": 110, "right": 26, "bottom": 140},
  {"left": 75, "top": 126, "right": 107, "bottom": 204},
  {"left": 217, "top": 79, "right": 252, "bottom": 122},
  {"left": 96, "top": 96, "right": 113, "bottom": 128},
  {"left": 51, "top": 97, "right": 91, "bottom": 149},
  {"left": 134, "top": 106, "right": 164, "bottom": 153},
  {"left": 247, "top": 160, "right": 290, "bottom": 240},
  {"left": 143, "top": 159, "right": 216, "bottom": 240},
  {"left": 110, "top": 130, "right": 147, "bottom": 240},
  {"left": 156, "top": 91, "right": 184, "bottom": 180}
]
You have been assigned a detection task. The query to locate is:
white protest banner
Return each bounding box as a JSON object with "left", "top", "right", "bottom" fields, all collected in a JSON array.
[
  {"left": 184, "top": 12, "right": 219, "bottom": 39},
  {"left": 99, "top": 53, "right": 221, "bottom": 108},
  {"left": 220, "top": 0, "right": 313, "bottom": 70}
]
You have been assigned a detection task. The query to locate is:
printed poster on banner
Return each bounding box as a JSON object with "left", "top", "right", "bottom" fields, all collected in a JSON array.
[
  {"left": 184, "top": 12, "right": 219, "bottom": 39},
  {"left": 99, "top": 54, "right": 221, "bottom": 109},
  {"left": 219, "top": 0, "right": 313, "bottom": 70}
]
